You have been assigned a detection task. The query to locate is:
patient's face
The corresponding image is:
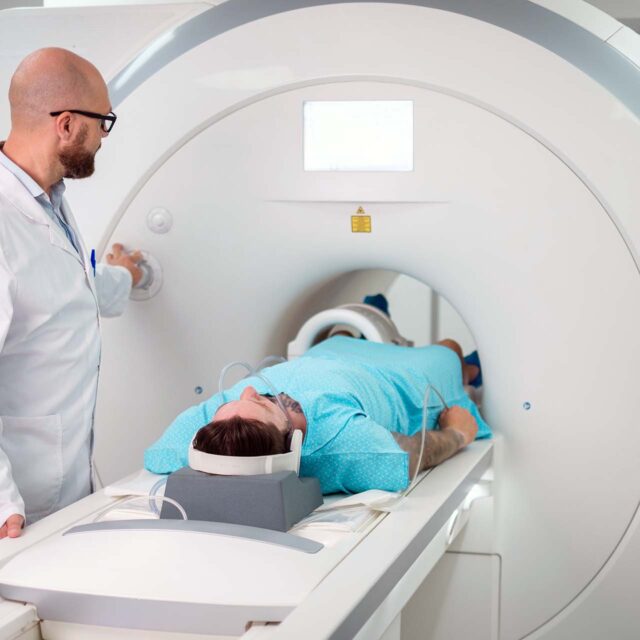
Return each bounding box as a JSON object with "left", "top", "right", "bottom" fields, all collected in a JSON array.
[{"left": 213, "top": 386, "right": 289, "bottom": 433}]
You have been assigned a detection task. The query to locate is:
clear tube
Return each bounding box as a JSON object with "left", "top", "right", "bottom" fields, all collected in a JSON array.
[
  {"left": 217, "top": 360, "right": 448, "bottom": 501},
  {"left": 149, "top": 476, "right": 169, "bottom": 516},
  {"left": 253, "top": 371, "right": 292, "bottom": 432},
  {"left": 359, "top": 382, "right": 449, "bottom": 512},
  {"left": 92, "top": 494, "right": 187, "bottom": 523},
  {"left": 217, "top": 359, "right": 292, "bottom": 433},
  {"left": 410, "top": 383, "right": 449, "bottom": 491},
  {"left": 218, "top": 361, "right": 254, "bottom": 397}
]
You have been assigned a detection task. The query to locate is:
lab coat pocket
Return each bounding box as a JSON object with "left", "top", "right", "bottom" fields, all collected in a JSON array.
[{"left": 0, "top": 415, "right": 63, "bottom": 518}]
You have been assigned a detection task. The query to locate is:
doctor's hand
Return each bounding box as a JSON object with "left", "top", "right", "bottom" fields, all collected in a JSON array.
[
  {"left": 0, "top": 514, "right": 24, "bottom": 539},
  {"left": 438, "top": 406, "right": 478, "bottom": 447},
  {"left": 106, "top": 243, "right": 143, "bottom": 287}
]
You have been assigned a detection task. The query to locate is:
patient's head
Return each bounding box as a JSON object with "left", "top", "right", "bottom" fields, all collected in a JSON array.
[
  {"left": 215, "top": 386, "right": 290, "bottom": 432},
  {"left": 193, "top": 416, "right": 287, "bottom": 457},
  {"left": 192, "top": 386, "right": 290, "bottom": 457}
]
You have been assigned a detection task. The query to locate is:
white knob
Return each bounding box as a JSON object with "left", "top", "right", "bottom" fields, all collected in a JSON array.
[
  {"left": 147, "top": 207, "right": 173, "bottom": 234},
  {"left": 130, "top": 251, "right": 163, "bottom": 301}
]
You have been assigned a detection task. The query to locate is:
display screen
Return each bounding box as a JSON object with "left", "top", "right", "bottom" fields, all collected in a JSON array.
[{"left": 303, "top": 100, "right": 413, "bottom": 171}]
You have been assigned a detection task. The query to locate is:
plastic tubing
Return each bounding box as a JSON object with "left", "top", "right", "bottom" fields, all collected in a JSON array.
[
  {"left": 149, "top": 476, "right": 169, "bottom": 516},
  {"left": 93, "top": 493, "right": 188, "bottom": 523},
  {"left": 410, "top": 383, "right": 449, "bottom": 492},
  {"left": 218, "top": 359, "right": 292, "bottom": 432},
  {"left": 216, "top": 358, "right": 449, "bottom": 498},
  {"left": 352, "top": 382, "right": 449, "bottom": 510}
]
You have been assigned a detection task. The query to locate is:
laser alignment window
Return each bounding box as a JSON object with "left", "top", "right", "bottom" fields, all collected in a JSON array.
[{"left": 303, "top": 100, "right": 413, "bottom": 171}]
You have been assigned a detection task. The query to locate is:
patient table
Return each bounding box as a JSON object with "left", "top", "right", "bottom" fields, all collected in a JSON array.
[{"left": 0, "top": 441, "right": 492, "bottom": 639}]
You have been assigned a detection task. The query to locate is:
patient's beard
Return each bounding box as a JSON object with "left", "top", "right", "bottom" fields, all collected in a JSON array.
[{"left": 58, "top": 125, "right": 96, "bottom": 179}]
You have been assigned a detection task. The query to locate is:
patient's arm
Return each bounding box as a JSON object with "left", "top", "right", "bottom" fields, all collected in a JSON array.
[{"left": 392, "top": 406, "right": 478, "bottom": 476}]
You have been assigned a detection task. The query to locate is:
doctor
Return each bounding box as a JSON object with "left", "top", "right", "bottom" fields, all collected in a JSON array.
[{"left": 0, "top": 48, "right": 142, "bottom": 538}]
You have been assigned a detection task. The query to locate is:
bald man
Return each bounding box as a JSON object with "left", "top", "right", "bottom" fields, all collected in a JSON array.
[{"left": 0, "top": 48, "right": 141, "bottom": 538}]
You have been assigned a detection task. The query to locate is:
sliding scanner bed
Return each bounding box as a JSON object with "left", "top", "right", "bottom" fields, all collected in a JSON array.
[
  {"left": 161, "top": 468, "right": 323, "bottom": 531},
  {"left": 0, "top": 519, "right": 325, "bottom": 637}
]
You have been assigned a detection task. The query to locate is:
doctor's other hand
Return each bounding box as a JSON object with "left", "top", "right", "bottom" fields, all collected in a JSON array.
[
  {"left": 0, "top": 514, "right": 24, "bottom": 539},
  {"left": 438, "top": 406, "right": 478, "bottom": 447},
  {"left": 106, "top": 243, "right": 143, "bottom": 287}
]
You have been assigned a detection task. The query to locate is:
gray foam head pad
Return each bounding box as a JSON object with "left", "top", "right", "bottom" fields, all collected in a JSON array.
[{"left": 161, "top": 468, "right": 322, "bottom": 532}]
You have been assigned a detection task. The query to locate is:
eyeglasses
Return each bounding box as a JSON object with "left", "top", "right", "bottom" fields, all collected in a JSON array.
[{"left": 49, "top": 109, "right": 117, "bottom": 133}]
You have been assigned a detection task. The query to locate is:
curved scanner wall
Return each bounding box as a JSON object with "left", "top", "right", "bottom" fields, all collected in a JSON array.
[
  {"left": 1, "top": 2, "right": 639, "bottom": 638},
  {"left": 96, "top": 78, "right": 640, "bottom": 639}
]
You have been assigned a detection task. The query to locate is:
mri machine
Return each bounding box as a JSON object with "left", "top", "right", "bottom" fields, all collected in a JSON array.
[{"left": 0, "top": 0, "right": 639, "bottom": 638}]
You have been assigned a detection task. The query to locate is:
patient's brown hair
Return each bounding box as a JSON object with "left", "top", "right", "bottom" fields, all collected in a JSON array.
[{"left": 193, "top": 417, "right": 287, "bottom": 457}]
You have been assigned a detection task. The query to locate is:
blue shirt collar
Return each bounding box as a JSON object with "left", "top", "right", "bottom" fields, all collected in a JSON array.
[{"left": 47, "top": 180, "right": 66, "bottom": 212}]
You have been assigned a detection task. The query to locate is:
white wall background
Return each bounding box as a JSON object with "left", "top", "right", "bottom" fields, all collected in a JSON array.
[
  {"left": 0, "top": 0, "right": 40, "bottom": 8},
  {"left": 589, "top": 0, "right": 640, "bottom": 28},
  {"left": 26, "top": 0, "right": 640, "bottom": 32},
  {"left": 0, "top": 0, "right": 639, "bottom": 29}
]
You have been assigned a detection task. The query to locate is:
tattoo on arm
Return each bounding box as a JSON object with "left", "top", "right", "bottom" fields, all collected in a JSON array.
[
  {"left": 419, "top": 430, "right": 464, "bottom": 469},
  {"left": 393, "top": 429, "right": 465, "bottom": 476}
]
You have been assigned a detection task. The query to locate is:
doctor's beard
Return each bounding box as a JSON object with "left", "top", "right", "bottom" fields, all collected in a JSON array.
[{"left": 58, "top": 124, "right": 97, "bottom": 179}]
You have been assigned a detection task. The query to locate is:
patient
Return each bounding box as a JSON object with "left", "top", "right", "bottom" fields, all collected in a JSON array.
[{"left": 146, "top": 336, "right": 490, "bottom": 494}]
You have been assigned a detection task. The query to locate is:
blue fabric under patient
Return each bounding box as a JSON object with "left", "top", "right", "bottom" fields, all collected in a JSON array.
[
  {"left": 464, "top": 350, "right": 483, "bottom": 387},
  {"left": 144, "top": 337, "right": 492, "bottom": 494}
]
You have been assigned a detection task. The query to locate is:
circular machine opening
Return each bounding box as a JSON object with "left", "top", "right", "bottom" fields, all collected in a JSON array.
[
  {"left": 285, "top": 268, "right": 476, "bottom": 356},
  {"left": 386, "top": 273, "right": 475, "bottom": 352}
]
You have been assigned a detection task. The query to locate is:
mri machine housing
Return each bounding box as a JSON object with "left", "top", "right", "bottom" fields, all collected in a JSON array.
[{"left": 0, "top": 0, "right": 640, "bottom": 638}]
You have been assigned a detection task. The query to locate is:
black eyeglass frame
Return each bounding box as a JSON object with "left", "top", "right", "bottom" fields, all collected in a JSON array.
[{"left": 49, "top": 109, "right": 117, "bottom": 133}]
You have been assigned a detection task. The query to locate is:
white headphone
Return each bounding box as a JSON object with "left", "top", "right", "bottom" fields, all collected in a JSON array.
[{"left": 188, "top": 429, "right": 303, "bottom": 476}]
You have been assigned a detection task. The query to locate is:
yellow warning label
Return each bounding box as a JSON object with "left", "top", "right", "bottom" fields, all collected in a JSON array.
[
  {"left": 351, "top": 215, "right": 372, "bottom": 233},
  {"left": 356, "top": 206, "right": 366, "bottom": 215}
]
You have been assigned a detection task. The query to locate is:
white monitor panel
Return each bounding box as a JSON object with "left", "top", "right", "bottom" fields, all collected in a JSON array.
[{"left": 303, "top": 100, "right": 413, "bottom": 171}]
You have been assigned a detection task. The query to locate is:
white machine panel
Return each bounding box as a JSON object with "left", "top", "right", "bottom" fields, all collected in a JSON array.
[
  {"left": 2, "top": 2, "right": 640, "bottom": 639},
  {"left": 93, "top": 76, "right": 640, "bottom": 639},
  {"left": 98, "top": 83, "right": 640, "bottom": 640},
  {"left": 0, "top": 523, "right": 347, "bottom": 636},
  {"left": 0, "top": 443, "right": 493, "bottom": 638},
  {"left": 402, "top": 553, "right": 500, "bottom": 640}
]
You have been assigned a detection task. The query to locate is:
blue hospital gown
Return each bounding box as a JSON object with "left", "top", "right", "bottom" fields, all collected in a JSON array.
[{"left": 144, "top": 337, "right": 492, "bottom": 494}]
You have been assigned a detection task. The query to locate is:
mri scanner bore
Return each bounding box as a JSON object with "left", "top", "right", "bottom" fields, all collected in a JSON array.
[
  {"left": 3, "top": 1, "right": 639, "bottom": 636},
  {"left": 145, "top": 334, "right": 491, "bottom": 495}
]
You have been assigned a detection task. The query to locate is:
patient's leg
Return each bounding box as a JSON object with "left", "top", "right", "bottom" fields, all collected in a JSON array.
[{"left": 438, "top": 338, "right": 479, "bottom": 386}]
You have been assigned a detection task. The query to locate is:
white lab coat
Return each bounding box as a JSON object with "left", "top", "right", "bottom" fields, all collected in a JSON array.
[{"left": 0, "top": 164, "right": 131, "bottom": 525}]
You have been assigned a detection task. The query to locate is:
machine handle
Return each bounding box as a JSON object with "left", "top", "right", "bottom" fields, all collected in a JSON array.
[
  {"left": 64, "top": 519, "right": 323, "bottom": 554},
  {"left": 446, "top": 479, "right": 492, "bottom": 546},
  {"left": 130, "top": 251, "right": 163, "bottom": 300}
]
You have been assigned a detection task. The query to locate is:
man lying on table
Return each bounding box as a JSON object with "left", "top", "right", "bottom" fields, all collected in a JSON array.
[{"left": 145, "top": 336, "right": 491, "bottom": 494}]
